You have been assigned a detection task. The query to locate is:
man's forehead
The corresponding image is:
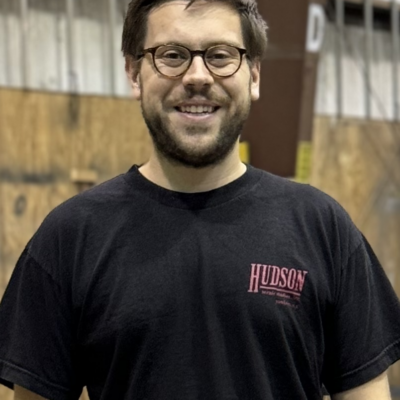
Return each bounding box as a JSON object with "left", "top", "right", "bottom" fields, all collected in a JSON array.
[
  {"left": 145, "top": 1, "right": 243, "bottom": 48},
  {"left": 150, "top": 0, "right": 236, "bottom": 15}
]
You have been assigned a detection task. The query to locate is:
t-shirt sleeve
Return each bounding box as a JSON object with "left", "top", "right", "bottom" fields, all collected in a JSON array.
[
  {"left": 323, "top": 234, "right": 400, "bottom": 394},
  {"left": 0, "top": 248, "right": 83, "bottom": 400}
]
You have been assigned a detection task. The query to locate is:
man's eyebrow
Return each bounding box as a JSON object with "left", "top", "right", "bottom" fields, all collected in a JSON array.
[
  {"left": 149, "top": 41, "right": 244, "bottom": 49},
  {"left": 201, "top": 40, "right": 244, "bottom": 48}
]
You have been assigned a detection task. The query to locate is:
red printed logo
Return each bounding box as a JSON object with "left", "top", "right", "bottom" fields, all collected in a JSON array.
[{"left": 248, "top": 264, "right": 308, "bottom": 309}]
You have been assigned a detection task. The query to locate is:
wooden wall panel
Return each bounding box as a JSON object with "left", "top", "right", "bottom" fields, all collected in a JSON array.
[
  {"left": 0, "top": 385, "right": 12, "bottom": 400},
  {"left": 0, "top": 384, "right": 90, "bottom": 400},
  {"left": 77, "top": 96, "right": 151, "bottom": 179},
  {"left": 0, "top": 90, "right": 72, "bottom": 178},
  {"left": 311, "top": 115, "right": 400, "bottom": 396},
  {"left": 0, "top": 89, "right": 151, "bottom": 183}
]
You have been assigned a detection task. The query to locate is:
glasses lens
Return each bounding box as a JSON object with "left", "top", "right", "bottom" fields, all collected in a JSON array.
[
  {"left": 154, "top": 45, "right": 191, "bottom": 77},
  {"left": 205, "top": 45, "right": 242, "bottom": 76}
]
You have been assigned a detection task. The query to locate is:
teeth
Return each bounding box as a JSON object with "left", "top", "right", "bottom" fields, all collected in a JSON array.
[{"left": 179, "top": 106, "right": 216, "bottom": 114}]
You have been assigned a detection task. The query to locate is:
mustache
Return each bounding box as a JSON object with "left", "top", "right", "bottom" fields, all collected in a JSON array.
[{"left": 168, "top": 86, "right": 230, "bottom": 107}]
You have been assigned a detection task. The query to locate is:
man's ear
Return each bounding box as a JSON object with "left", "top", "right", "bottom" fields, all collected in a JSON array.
[
  {"left": 125, "top": 56, "right": 142, "bottom": 100},
  {"left": 250, "top": 60, "right": 261, "bottom": 102}
]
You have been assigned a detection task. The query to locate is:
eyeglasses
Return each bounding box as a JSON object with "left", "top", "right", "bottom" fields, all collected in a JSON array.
[{"left": 137, "top": 44, "right": 247, "bottom": 78}]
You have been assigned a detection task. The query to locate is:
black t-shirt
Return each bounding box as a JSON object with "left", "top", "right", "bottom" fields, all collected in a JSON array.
[{"left": 0, "top": 165, "right": 400, "bottom": 400}]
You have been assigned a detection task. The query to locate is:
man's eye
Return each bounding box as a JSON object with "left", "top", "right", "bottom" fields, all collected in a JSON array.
[
  {"left": 210, "top": 53, "right": 230, "bottom": 59},
  {"left": 163, "top": 52, "right": 186, "bottom": 59}
]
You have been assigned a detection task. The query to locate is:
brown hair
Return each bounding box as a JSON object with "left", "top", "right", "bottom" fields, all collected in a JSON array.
[{"left": 122, "top": 0, "right": 268, "bottom": 63}]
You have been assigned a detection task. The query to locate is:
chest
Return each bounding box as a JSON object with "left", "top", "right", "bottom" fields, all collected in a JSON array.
[{"left": 76, "top": 213, "right": 334, "bottom": 346}]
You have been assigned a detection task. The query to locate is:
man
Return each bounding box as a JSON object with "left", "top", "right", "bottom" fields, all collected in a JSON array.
[{"left": 1, "top": 0, "right": 400, "bottom": 399}]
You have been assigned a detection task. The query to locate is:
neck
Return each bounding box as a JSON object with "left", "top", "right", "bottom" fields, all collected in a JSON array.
[{"left": 139, "top": 143, "right": 247, "bottom": 193}]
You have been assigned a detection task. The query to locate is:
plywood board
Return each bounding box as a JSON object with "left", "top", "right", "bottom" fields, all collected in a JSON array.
[
  {"left": 0, "top": 88, "right": 151, "bottom": 184},
  {"left": 0, "top": 90, "right": 71, "bottom": 178},
  {"left": 0, "top": 385, "right": 90, "bottom": 400},
  {"left": 74, "top": 95, "right": 150, "bottom": 180}
]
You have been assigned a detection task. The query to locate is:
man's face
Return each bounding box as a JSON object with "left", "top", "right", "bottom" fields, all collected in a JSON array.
[{"left": 127, "top": 0, "right": 261, "bottom": 168}]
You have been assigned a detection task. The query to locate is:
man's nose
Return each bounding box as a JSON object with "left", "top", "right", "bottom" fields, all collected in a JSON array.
[{"left": 182, "top": 56, "right": 214, "bottom": 88}]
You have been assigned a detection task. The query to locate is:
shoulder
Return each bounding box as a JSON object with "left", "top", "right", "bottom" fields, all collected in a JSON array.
[
  {"left": 39, "top": 172, "right": 132, "bottom": 227},
  {"left": 52, "top": 172, "right": 131, "bottom": 217},
  {"left": 251, "top": 167, "right": 363, "bottom": 251},
  {"left": 25, "top": 173, "right": 132, "bottom": 267},
  {"left": 254, "top": 168, "right": 349, "bottom": 215}
]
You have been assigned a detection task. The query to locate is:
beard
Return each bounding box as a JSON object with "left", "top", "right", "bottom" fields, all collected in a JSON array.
[{"left": 140, "top": 89, "right": 251, "bottom": 169}]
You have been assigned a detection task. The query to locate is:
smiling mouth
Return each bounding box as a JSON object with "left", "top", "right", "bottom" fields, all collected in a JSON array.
[{"left": 175, "top": 106, "right": 220, "bottom": 115}]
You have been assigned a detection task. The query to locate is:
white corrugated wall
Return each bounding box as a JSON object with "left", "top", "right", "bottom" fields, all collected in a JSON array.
[
  {"left": 316, "top": 21, "right": 398, "bottom": 121},
  {"left": 0, "top": 0, "right": 131, "bottom": 96},
  {"left": 0, "top": 1, "right": 398, "bottom": 122}
]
